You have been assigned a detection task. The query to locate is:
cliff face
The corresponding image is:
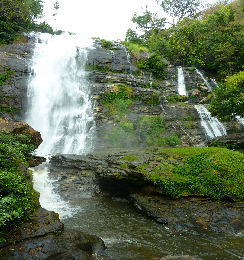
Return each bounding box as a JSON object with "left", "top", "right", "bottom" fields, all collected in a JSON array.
[
  {"left": 0, "top": 35, "right": 35, "bottom": 121},
  {"left": 1, "top": 36, "right": 242, "bottom": 148},
  {"left": 85, "top": 40, "right": 243, "bottom": 150}
]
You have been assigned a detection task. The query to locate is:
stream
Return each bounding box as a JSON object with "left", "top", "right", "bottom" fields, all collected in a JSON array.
[{"left": 32, "top": 163, "right": 244, "bottom": 260}]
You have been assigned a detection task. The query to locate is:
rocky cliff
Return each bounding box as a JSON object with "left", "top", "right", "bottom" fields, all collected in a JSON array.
[{"left": 85, "top": 40, "right": 243, "bottom": 151}]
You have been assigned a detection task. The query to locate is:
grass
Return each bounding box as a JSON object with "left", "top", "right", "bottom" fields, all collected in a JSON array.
[
  {"left": 123, "top": 42, "right": 149, "bottom": 59},
  {"left": 135, "top": 147, "right": 244, "bottom": 200}
]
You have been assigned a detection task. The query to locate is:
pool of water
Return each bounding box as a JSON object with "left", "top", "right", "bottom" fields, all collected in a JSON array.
[
  {"left": 33, "top": 164, "right": 244, "bottom": 260},
  {"left": 63, "top": 197, "right": 244, "bottom": 260}
]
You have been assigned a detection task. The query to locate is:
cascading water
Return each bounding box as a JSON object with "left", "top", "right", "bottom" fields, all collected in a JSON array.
[
  {"left": 195, "top": 104, "right": 227, "bottom": 139},
  {"left": 26, "top": 33, "right": 95, "bottom": 218},
  {"left": 26, "top": 33, "right": 95, "bottom": 156},
  {"left": 196, "top": 68, "right": 212, "bottom": 92},
  {"left": 178, "top": 66, "right": 187, "bottom": 96}
]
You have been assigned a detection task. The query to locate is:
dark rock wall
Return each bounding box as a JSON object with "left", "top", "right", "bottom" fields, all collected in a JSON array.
[
  {"left": 86, "top": 41, "right": 240, "bottom": 150},
  {"left": 0, "top": 36, "right": 35, "bottom": 121}
]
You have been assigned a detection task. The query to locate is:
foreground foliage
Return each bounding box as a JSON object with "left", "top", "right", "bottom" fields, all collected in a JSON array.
[
  {"left": 141, "top": 147, "right": 244, "bottom": 200},
  {"left": 0, "top": 131, "right": 39, "bottom": 227}
]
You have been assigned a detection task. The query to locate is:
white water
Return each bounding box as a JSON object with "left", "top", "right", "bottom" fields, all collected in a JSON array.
[
  {"left": 31, "top": 162, "right": 78, "bottom": 219},
  {"left": 26, "top": 33, "right": 95, "bottom": 156},
  {"left": 195, "top": 105, "right": 227, "bottom": 139},
  {"left": 26, "top": 33, "right": 95, "bottom": 218},
  {"left": 178, "top": 67, "right": 187, "bottom": 96},
  {"left": 196, "top": 69, "right": 212, "bottom": 92}
]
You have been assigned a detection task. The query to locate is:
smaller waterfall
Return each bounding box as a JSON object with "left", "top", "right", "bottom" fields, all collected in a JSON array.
[
  {"left": 31, "top": 162, "right": 78, "bottom": 219},
  {"left": 236, "top": 116, "right": 244, "bottom": 127},
  {"left": 196, "top": 69, "right": 212, "bottom": 92},
  {"left": 195, "top": 105, "right": 227, "bottom": 139},
  {"left": 178, "top": 67, "right": 187, "bottom": 96}
]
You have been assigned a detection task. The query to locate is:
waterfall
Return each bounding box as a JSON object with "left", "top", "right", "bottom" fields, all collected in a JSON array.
[
  {"left": 26, "top": 33, "right": 95, "bottom": 156},
  {"left": 196, "top": 69, "right": 212, "bottom": 92},
  {"left": 178, "top": 67, "right": 187, "bottom": 96},
  {"left": 195, "top": 105, "right": 227, "bottom": 139},
  {"left": 25, "top": 33, "right": 95, "bottom": 218}
]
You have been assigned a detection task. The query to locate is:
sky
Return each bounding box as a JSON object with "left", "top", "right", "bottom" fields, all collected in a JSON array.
[{"left": 42, "top": 0, "right": 218, "bottom": 41}]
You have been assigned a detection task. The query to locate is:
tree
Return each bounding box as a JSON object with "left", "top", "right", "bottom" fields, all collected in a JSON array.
[
  {"left": 209, "top": 70, "right": 244, "bottom": 120},
  {"left": 132, "top": 6, "right": 166, "bottom": 41},
  {"left": 156, "top": 0, "right": 202, "bottom": 24},
  {"left": 0, "top": 0, "right": 56, "bottom": 44}
]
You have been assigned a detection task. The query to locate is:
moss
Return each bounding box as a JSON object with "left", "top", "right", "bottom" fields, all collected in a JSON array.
[
  {"left": 120, "top": 163, "right": 128, "bottom": 168},
  {"left": 166, "top": 94, "right": 187, "bottom": 103},
  {"left": 143, "top": 147, "right": 244, "bottom": 200},
  {"left": 120, "top": 155, "right": 138, "bottom": 161},
  {"left": 0, "top": 67, "right": 14, "bottom": 85},
  {"left": 85, "top": 64, "right": 122, "bottom": 73}
]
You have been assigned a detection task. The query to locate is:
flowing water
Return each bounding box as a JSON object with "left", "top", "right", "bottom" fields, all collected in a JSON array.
[
  {"left": 178, "top": 67, "right": 187, "bottom": 96},
  {"left": 26, "top": 33, "right": 244, "bottom": 260},
  {"left": 195, "top": 105, "right": 227, "bottom": 139},
  {"left": 26, "top": 33, "right": 95, "bottom": 156},
  {"left": 196, "top": 69, "right": 213, "bottom": 92}
]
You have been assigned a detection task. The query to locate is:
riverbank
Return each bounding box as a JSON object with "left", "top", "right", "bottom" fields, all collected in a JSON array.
[{"left": 50, "top": 147, "right": 244, "bottom": 235}]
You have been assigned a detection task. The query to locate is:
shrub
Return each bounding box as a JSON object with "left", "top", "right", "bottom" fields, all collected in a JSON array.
[
  {"left": 123, "top": 42, "right": 149, "bottom": 59},
  {"left": 146, "top": 147, "right": 244, "bottom": 200},
  {"left": 0, "top": 130, "right": 39, "bottom": 227},
  {"left": 137, "top": 53, "right": 166, "bottom": 79},
  {"left": 100, "top": 39, "right": 113, "bottom": 49}
]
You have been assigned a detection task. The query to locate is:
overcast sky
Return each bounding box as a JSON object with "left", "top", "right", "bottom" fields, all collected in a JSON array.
[{"left": 42, "top": 0, "right": 218, "bottom": 40}]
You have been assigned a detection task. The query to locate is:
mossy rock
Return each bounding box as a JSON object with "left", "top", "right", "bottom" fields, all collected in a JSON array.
[{"left": 134, "top": 147, "right": 244, "bottom": 201}]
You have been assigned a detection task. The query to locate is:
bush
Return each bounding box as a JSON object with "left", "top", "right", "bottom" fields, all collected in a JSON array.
[
  {"left": 146, "top": 147, "right": 244, "bottom": 200},
  {"left": 137, "top": 53, "right": 166, "bottom": 79},
  {"left": 100, "top": 39, "right": 113, "bottom": 49},
  {"left": 0, "top": 130, "right": 39, "bottom": 227},
  {"left": 209, "top": 70, "right": 244, "bottom": 119},
  {"left": 123, "top": 42, "right": 149, "bottom": 59}
]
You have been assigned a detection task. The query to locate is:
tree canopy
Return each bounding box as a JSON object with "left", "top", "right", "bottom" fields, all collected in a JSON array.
[
  {"left": 0, "top": 0, "right": 55, "bottom": 44},
  {"left": 156, "top": 0, "right": 202, "bottom": 23},
  {"left": 125, "top": 0, "right": 244, "bottom": 119}
]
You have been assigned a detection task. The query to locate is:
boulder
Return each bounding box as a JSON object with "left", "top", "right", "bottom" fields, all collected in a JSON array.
[
  {"left": 0, "top": 118, "right": 42, "bottom": 148},
  {"left": 0, "top": 208, "right": 105, "bottom": 260}
]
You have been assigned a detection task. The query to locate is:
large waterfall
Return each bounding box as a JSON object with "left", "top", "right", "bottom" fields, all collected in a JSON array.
[
  {"left": 25, "top": 33, "right": 95, "bottom": 218},
  {"left": 26, "top": 33, "right": 95, "bottom": 156}
]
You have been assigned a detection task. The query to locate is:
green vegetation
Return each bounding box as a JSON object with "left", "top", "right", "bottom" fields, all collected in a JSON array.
[
  {"left": 0, "top": 131, "right": 39, "bottom": 227},
  {"left": 123, "top": 41, "right": 149, "bottom": 59},
  {"left": 100, "top": 39, "right": 114, "bottom": 49},
  {"left": 137, "top": 53, "right": 166, "bottom": 79},
  {"left": 99, "top": 84, "right": 133, "bottom": 115},
  {"left": 209, "top": 70, "right": 244, "bottom": 120},
  {"left": 0, "top": 67, "right": 14, "bottom": 84},
  {"left": 120, "top": 155, "right": 138, "bottom": 161},
  {"left": 166, "top": 94, "right": 187, "bottom": 103},
  {"left": 124, "top": 0, "right": 244, "bottom": 118},
  {"left": 136, "top": 147, "right": 244, "bottom": 200},
  {"left": 0, "top": 0, "right": 57, "bottom": 44}
]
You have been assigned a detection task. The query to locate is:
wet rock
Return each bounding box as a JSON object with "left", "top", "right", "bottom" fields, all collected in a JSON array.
[
  {"left": 158, "top": 256, "right": 197, "bottom": 260},
  {"left": 0, "top": 208, "right": 106, "bottom": 260},
  {"left": 207, "top": 133, "right": 244, "bottom": 152},
  {"left": 0, "top": 118, "right": 42, "bottom": 149},
  {"left": 49, "top": 150, "right": 244, "bottom": 235},
  {"left": 0, "top": 37, "right": 35, "bottom": 120}
]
